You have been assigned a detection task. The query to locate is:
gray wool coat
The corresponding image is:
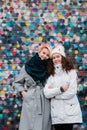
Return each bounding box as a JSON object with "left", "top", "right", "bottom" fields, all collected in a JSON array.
[{"left": 13, "top": 67, "right": 51, "bottom": 130}]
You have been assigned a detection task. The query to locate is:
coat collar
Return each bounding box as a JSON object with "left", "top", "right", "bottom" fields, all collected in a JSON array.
[{"left": 54, "top": 64, "right": 63, "bottom": 75}]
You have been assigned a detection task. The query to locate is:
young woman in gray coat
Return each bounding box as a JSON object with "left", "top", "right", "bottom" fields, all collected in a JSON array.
[{"left": 13, "top": 44, "right": 52, "bottom": 130}]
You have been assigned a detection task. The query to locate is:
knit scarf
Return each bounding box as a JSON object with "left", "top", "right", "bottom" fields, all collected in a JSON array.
[
  {"left": 25, "top": 53, "right": 49, "bottom": 83},
  {"left": 54, "top": 64, "right": 63, "bottom": 75}
]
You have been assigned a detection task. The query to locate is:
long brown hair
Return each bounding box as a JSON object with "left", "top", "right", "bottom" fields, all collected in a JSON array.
[
  {"left": 47, "top": 56, "right": 74, "bottom": 76},
  {"left": 62, "top": 56, "right": 74, "bottom": 72},
  {"left": 47, "top": 59, "right": 54, "bottom": 75}
]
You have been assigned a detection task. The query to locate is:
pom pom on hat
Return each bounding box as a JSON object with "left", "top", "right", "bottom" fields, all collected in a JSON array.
[
  {"left": 39, "top": 43, "right": 52, "bottom": 56},
  {"left": 51, "top": 45, "right": 66, "bottom": 57}
]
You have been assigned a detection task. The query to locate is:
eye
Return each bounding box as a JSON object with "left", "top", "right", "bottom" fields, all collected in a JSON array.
[
  {"left": 46, "top": 54, "right": 49, "bottom": 57},
  {"left": 53, "top": 57, "right": 56, "bottom": 60}
]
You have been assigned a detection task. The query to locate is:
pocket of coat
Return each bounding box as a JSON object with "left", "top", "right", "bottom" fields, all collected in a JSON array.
[
  {"left": 51, "top": 105, "right": 59, "bottom": 118},
  {"left": 23, "top": 88, "right": 35, "bottom": 102},
  {"left": 64, "top": 102, "right": 80, "bottom": 116}
]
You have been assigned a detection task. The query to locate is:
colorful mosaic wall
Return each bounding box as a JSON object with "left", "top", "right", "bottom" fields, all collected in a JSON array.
[{"left": 0, "top": 0, "right": 87, "bottom": 130}]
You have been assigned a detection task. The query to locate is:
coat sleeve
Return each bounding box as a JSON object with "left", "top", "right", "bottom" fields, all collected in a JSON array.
[
  {"left": 55, "top": 70, "right": 78, "bottom": 100},
  {"left": 13, "top": 67, "right": 26, "bottom": 93},
  {"left": 44, "top": 76, "right": 62, "bottom": 99}
]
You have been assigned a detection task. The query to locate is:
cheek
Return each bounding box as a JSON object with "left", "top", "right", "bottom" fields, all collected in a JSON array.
[
  {"left": 46, "top": 56, "right": 49, "bottom": 59},
  {"left": 53, "top": 58, "right": 61, "bottom": 64},
  {"left": 58, "top": 59, "right": 61, "bottom": 63},
  {"left": 59, "top": 58, "right": 62, "bottom": 62},
  {"left": 53, "top": 59, "right": 56, "bottom": 64}
]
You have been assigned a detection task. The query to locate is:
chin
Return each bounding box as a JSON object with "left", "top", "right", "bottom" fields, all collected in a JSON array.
[{"left": 41, "top": 58, "right": 44, "bottom": 60}]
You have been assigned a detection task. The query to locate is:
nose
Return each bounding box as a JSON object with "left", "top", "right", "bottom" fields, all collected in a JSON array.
[{"left": 44, "top": 54, "right": 47, "bottom": 58}]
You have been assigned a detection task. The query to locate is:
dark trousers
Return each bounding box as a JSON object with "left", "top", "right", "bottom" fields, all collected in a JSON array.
[{"left": 53, "top": 124, "right": 73, "bottom": 130}]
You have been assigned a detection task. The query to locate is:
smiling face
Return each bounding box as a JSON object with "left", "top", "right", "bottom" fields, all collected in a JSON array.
[
  {"left": 38, "top": 48, "right": 50, "bottom": 60},
  {"left": 52, "top": 53, "right": 62, "bottom": 65}
]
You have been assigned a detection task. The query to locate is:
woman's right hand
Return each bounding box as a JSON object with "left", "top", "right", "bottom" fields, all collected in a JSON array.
[
  {"left": 21, "top": 90, "right": 27, "bottom": 97},
  {"left": 63, "top": 85, "right": 69, "bottom": 92}
]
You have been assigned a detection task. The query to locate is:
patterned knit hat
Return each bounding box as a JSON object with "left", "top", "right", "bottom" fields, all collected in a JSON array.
[
  {"left": 51, "top": 45, "right": 66, "bottom": 57},
  {"left": 39, "top": 43, "right": 52, "bottom": 57}
]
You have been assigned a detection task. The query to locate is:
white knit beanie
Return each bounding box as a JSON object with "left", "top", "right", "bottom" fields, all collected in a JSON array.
[{"left": 51, "top": 45, "right": 66, "bottom": 57}]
